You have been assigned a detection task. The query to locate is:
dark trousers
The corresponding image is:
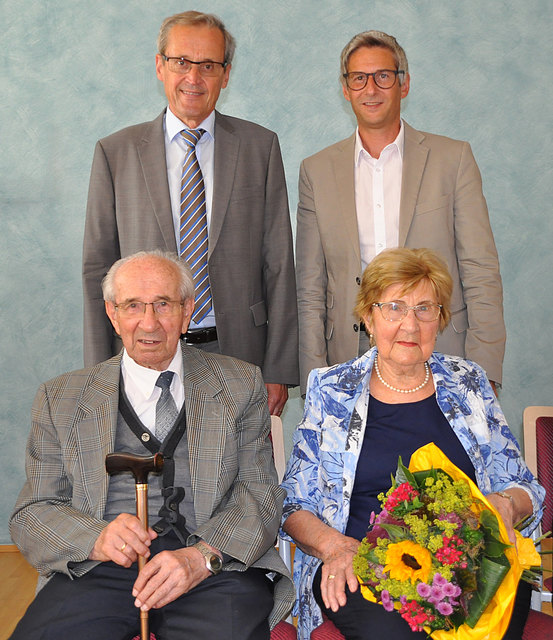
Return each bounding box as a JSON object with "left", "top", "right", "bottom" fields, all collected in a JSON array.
[
  {"left": 313, "top": 564, "right": 531, "bottom": 640},
  {"left": 10, "top": 534, "right": 274, "bottom": 640}
]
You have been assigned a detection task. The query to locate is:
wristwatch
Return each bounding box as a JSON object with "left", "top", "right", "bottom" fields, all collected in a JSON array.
[{"left": 193, "top": 540, "right": 223, "bottom": 575}]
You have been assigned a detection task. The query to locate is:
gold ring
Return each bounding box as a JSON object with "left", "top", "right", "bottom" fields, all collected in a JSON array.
[
  {"left": 328, "top": 574, "right": 336, "bottom": 580},
  {"left": 120, "top": 542, "right": 127, "bottom": 552}
]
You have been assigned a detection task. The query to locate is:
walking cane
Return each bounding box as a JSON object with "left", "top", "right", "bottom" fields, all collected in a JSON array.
[{"left": 105, "top": 452, "right": 164, "bottom": 640}]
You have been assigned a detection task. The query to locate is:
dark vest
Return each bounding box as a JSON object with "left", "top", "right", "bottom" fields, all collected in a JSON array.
[{"left": 103, "top": 386, "right": 196, "bottom": 540}]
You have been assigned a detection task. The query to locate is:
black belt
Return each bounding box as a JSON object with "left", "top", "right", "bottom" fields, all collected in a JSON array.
[{"left": 182, "top": 327, "right": 218, "bottom": 344}]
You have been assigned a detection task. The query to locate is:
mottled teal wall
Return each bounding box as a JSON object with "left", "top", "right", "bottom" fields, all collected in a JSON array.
[{"left": 2, "top": 0, "right": 552, "bottom": 543}]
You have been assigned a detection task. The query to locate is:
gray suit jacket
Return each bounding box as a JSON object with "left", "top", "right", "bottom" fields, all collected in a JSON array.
[
  {"left": 296, "top": 122, "right": 505, "bottom": 393},
  {"left": 9, "top": 345, "right": 294, "bottom": 627},
  {"left": 83, "top": 110, "right": 298, "bottom": 386}
]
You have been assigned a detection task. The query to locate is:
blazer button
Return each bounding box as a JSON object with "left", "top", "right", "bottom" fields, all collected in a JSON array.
[
  {"left": 141, "top": 433, "right": 150, "bottom": 442},
  {"left": 353, "top": 323, "right": 359, "bottom": 332},
  {"left": 356, "top": 277, "right": 361, "bottom": 285}
]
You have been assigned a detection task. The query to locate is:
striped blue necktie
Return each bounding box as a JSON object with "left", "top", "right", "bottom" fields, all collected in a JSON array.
[{"left": 179, "top": 129, "right": 212, "bottom": 323}]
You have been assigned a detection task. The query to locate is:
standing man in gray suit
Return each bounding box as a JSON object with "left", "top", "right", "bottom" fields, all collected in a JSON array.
[
  {"left": 10, "top": 250, "right": 294, "bottom": 639},
  {"left": 296, "top": 30, "right": 505, "bottom": 393},
  {"left": 83, "top": 11, "right": 298, "bottom": 415}
]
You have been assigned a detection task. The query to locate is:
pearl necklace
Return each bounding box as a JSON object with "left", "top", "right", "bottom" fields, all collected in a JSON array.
[{"left": 374, "top": 358, "right": 430, "bottom": 394}]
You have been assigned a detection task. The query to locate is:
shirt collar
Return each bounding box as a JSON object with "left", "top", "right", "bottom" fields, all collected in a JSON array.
[
  {"left": 354, "top": 118, "right": 405, "bottom": 164},
  {"left": 121, "top": 342, "right": 184, "bottom": 402},
  {"left": 165, "top": 107, "right": 215, "bottom": 144}
]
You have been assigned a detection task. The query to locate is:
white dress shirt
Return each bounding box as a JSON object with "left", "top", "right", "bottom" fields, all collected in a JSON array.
[
  {"left": 164, "top": 107, "right": 216, "bottom": 329},
  {"left": 354, "top": 120, "right": 405, "bottom": 271},
  {"left": 121, "top": 344, "right": 185, "bottom": 438}
]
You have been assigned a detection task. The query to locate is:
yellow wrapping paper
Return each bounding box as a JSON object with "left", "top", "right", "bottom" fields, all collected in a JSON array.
[{"left": 358, "top": 442, "right": 541, "bottom": 639}]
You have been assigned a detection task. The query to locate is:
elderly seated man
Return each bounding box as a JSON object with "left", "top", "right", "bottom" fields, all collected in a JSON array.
[{"left": 10, "top": 250, "right": 293, "bottom": 640}]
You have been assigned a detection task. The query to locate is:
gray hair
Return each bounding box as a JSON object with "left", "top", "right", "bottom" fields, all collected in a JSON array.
[
  {"left": 157, "top": 10, "right": 236, "bottom": 65},
  {"left": 102, "top": 250, "right": 195, "bottom": 302},
  {"left": 340, "top": 30, "right": 408, "bottom": 85}
]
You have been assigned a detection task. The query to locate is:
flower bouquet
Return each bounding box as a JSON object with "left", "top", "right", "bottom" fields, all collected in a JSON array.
[{"left": 352, "top": 442, "right": 541, "bottom": 639}]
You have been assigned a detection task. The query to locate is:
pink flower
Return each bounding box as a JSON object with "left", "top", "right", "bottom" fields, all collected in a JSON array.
[
  {"left": 432, "top": 574, "right": 448, "bottom": 586},
  {"left": 431, "top": 585, "right": 444, "bottom": 600},
  {"left": 443, "top": 582, "right": 461, "bottom": 598},
  {"left": 381, "top": 589, "right": 394, "bottom": 612},
  {"left": 437, "top": 601, "right": 454, "bottom": 616}
]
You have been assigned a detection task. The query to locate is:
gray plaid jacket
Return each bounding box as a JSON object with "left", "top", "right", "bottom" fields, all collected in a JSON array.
[{"left": 10, "top": 344, "right": 294, "bottom": 627}]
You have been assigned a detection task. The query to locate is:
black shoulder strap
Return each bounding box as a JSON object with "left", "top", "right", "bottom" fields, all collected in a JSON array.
[{"left": 118, "top": 383, "right": 191, "bottom": 543}]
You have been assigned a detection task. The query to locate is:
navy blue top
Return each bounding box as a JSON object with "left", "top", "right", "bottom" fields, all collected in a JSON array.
[{"left": 345, "top": 393, "right": 477, "bottom": 541}]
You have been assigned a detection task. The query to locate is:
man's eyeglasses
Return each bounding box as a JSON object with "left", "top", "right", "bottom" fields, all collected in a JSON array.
[
  {"left": 161, "top": 55, "right": 227, "bottom": 76},
  {"left": 114, "top": 300, "right": 185, "bottom": 317},
  {"left": 372, "top": 302, "right": 442, "bottom": 323},
  {"left": 343, "top": 69, "right": 405, "bottom": 91}
]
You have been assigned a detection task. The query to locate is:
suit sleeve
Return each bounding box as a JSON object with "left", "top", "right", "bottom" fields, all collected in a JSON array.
[
  {"left": 9, "top": 383, "right": 106, "bottom": 577},
  {"left": 296, "top": 160, "right": 330, "bottom": 394},
  {"left": 193, "top": 366, "right": 285, "bottom": 566},
  {"left": 82, "top": 140, "right": 120, "bottom": 367},
  {"left": 453, "top": 143, "right": 505, "bottom": 383},
  {"left": 259, "top": 133, "right": 299, "bottom": 386}
]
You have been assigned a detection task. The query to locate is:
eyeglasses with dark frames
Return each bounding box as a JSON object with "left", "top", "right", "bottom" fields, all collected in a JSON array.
[
  {"left": 161, "top": 55, "right": 227, "bottom": 76},
  {"left": 343, "top": 69, "right": 405, "bottom": 91}
]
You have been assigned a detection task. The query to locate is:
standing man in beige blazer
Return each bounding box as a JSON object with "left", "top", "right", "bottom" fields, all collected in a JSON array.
[
  {"left": 296, "top": 30, "right": 505, "bottom": 393},
  {"left": 83, "top": 11, "right": 298, "bottom": 415}
]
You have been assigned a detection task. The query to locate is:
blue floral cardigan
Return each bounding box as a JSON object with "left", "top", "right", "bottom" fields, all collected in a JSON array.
[{"left": 280, "top": 348, "right": 544, "bottom": 640}]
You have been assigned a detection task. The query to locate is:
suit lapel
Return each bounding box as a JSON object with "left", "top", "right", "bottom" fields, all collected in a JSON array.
[
  {"left": 75, "top": 355, "right": 122, "bottom": 517},
  {"left": 136, "top": 110, "right": 177, "bottom": 252},
  {"left": 331, "top": 134, "right": 361, "bottom": 262},
  {"left": 399, "top": 123, "right": 429, "bottom": 246},
  {"left": 209, "top": 111, "right": 238, "bottom": 256},
  {"left": 181, "top": 345, "right": 225, "bottom": 523}
]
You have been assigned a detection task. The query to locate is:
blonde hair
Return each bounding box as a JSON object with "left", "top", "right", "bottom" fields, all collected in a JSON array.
[{"left": 354, "top": 248, "right": 452, "bottom": 332}]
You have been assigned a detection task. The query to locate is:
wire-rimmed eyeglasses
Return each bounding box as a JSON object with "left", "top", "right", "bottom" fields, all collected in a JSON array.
[
  {"left": 372, "top": 301, "right": 442, "bottom": 323},
  {"left": 343, "top": 69, "right": 405, "bottom": 91},
  {"left": 114, "top": 300, "right": 185, "bottom": 317}
]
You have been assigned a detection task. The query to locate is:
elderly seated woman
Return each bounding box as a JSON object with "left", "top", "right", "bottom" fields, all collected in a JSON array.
[{"left": 281, "top": 248, "right": 544, "bottom": 640}]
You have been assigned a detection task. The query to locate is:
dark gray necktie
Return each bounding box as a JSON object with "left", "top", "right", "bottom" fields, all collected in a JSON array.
[{"left": 155, "top": 371, "right": 178, "bottom": 441}]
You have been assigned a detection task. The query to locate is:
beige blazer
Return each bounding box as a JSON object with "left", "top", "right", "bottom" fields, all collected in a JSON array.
[
  {"left": 82, "top": 110, "right": 298, "bottom": 387},
  {"left": 9, "top": 345, "right": 294, "bottom": 627},
  {"left": 296, "top": 122, "right": 505, "bottom": 393}
]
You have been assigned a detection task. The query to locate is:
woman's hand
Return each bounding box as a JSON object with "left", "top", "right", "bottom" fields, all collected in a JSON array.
[
  {"left": 487, "top": 488, "right": 533, "bottom": 544},
  {"left": 319, "top": 535, "right": 361, "bottom": 612},
  {"left": 284, "top": 510, "right": 361, "bottom": 611}
]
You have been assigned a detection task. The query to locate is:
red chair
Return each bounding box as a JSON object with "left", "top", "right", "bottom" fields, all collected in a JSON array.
[
  {"left": 523, "top": 406, "right": 553, "bottom": 605},
  {"left": 310, "top": 616, "right": 345, "bottom": 639},
  {"left": 132, "top": 620, "right": 297, "bottom": 640},
  {"left": 271, "top": 620, "right": 297, "bottom": 639},
  {"left": 522, "top": 608, "right": 553, "bottom": 639}
]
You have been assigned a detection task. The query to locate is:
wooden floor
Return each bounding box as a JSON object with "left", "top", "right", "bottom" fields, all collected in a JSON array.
[
  {"left": 0, "top": 545, "right": 38, "bottom": 640},
  {"left": 0, "top": 541, "right": 551, "bottom": 639}
]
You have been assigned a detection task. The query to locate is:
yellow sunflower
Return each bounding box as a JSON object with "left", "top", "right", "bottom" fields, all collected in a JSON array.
[{"left": 383, "top": 540, "right": 432, "bottom": 584}]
